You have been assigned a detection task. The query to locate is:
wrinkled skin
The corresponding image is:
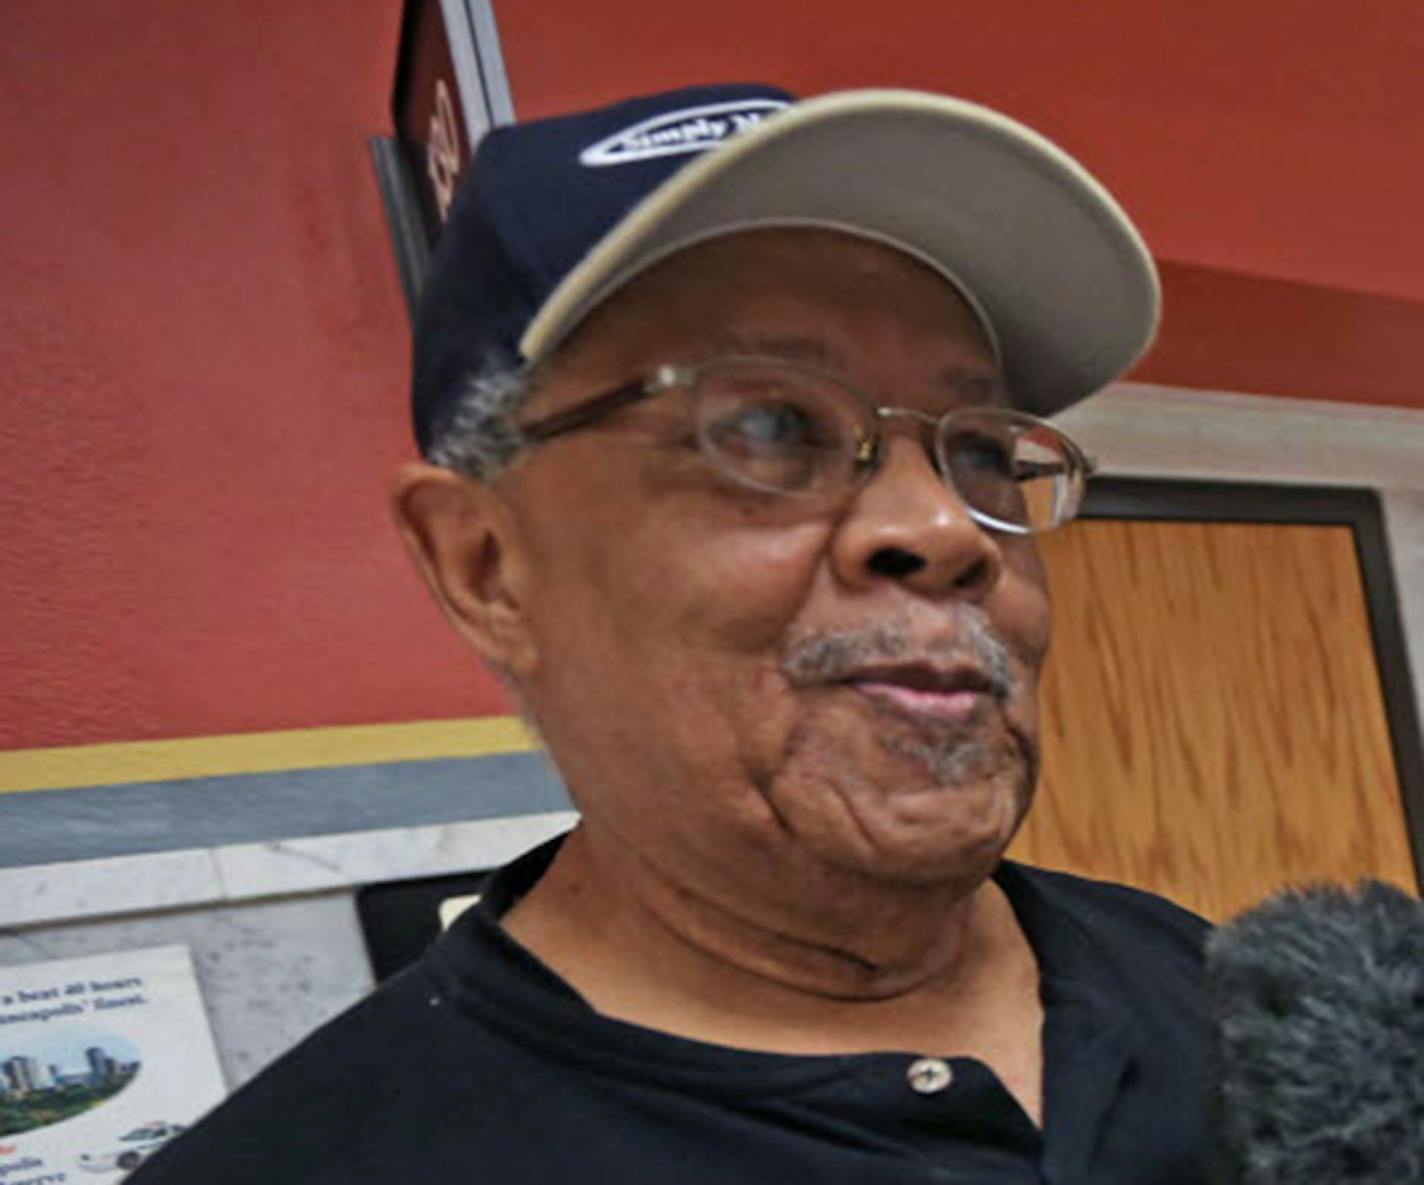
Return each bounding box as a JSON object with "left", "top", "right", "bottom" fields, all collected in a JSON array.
[{"left": 396, "top": 228, "right": 1052, "bottom": 1014}]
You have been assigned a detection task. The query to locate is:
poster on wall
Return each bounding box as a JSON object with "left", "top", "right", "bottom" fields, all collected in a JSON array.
[{"left": 0, "top": 946, "right": 225, "bottom": 1182}]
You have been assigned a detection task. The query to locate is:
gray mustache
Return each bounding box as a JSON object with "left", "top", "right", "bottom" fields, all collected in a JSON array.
[{"left": 780, "top": 611, "right": 1016, "bottom": 699}]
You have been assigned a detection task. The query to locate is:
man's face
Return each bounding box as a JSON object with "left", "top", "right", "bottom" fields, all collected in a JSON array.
[{"left": 496, "top": 228, "right": 1051, "bottom": 903}]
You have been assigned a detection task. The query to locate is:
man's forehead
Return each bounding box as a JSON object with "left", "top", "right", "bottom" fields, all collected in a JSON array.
[
  {"left": 696, "top": 330, "right": 1004, "bottom": 404},
  {"left": 554, "top": 227, "right": 1001, "bottom": 379}
]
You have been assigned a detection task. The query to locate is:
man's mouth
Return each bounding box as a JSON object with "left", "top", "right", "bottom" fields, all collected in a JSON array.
[{"left": 839, "top": 663, "right": 1003, "bottom": 724}]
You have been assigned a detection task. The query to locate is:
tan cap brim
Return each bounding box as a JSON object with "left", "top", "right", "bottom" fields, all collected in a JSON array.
[{"left": 520, "top": 89, "right": 1159, "bottom": 416}]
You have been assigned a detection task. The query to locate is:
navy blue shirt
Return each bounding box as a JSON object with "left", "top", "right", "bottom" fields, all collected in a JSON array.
[{"left": 134, "top": 839, "right": 1210, "bottom": 1183}]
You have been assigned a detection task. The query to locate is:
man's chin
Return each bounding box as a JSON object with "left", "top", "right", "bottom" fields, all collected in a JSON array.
[
  {"left": 819, "top": 823, "right": 1017, "bottom": 890},
  {"left": 767, "top": 775, "right": 1030, "bottom": 890},
  {"left": 758, "top": 700, "right": 1037, "bottom": 883}
]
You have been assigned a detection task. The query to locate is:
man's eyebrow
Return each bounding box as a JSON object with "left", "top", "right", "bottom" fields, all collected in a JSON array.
[
  {"left": 702, "top": 332, "right": 1004, "bottom": 402},
  {"left": 701, "top": 332, "right": 839, "bottom": 368}
]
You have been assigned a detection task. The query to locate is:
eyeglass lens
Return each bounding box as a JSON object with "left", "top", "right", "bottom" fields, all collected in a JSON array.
[{"left": 689, "top": 361, "right": 1084, "bottom": 532}]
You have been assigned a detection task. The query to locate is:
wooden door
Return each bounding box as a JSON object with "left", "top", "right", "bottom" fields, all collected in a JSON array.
[{"left": 1008, "top": 496, "right": 1420, "bottom": 922}]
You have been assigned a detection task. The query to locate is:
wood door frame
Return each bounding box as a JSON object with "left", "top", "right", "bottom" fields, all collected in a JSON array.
[{"left": 1078, "top": 477, "right": 1424, "bottom": 890}]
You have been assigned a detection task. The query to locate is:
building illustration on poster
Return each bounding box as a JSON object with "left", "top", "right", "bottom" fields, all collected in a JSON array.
[{"left": 0, "top": 946, "right": 225, "bottom": 1182}]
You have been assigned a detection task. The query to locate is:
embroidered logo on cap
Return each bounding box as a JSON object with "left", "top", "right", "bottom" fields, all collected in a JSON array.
[{"left": 579, "top": 99, "right": 789, "bottom": 167}]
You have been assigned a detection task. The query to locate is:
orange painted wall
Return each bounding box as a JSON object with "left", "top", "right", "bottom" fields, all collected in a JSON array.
[{"left": 4, "top": 2, "right": 1423, "bottom": 752}]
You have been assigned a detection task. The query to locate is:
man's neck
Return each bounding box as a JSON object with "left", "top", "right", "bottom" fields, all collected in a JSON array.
[{"left": 500, "top": 825, "right": 1043, "bottom": 1078}]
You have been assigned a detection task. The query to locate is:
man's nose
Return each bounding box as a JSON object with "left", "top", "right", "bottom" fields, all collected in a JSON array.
[{"left": 829, "top": 434, "right": 1003, "bottom": 599}]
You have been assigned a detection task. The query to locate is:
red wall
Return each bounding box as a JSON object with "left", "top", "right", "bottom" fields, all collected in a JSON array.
[
  {"left": 500, "top": 0, "right": 1424, "bottom": 305},
  {"left": 4, "top": 2, "right": 1423, "bottom": 752},
  {"left": 496, "top": 0, "right": 1424, "bottom": 408},
  {"left": 1, "top": 2, "right": 503, "bottom": 750}
]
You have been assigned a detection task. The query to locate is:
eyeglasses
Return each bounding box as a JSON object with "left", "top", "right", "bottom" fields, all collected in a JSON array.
[{"left": 519, "top": 357, "right": 1097, "bottom": 534}]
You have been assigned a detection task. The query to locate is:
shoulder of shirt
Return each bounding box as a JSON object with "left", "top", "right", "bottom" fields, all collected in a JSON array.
[
  {"left": 1000, "top": 859, "right": 1213, "bottom": 951},
  {"left": 125, "top": 960, "right": 515, "bottom": 1184}
]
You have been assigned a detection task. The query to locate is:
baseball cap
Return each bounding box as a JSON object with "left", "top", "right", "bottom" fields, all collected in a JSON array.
[{"left": 411, "top": 82, "right": 1159, "bottom": 453}]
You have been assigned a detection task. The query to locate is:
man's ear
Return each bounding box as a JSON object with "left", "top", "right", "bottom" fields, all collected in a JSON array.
[{"left": 391, "top": 462, "right": 539, "bottom": 680}]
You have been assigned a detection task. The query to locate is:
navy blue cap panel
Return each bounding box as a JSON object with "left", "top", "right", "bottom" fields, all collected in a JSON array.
[
  {"left": 484, "top": 84, "right": 796, "bottom": 297},
  {"left": 410, "top": 83, "right": 796, "bottom": 453}
]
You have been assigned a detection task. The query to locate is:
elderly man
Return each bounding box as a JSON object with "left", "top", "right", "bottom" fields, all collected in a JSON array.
[{"left": 133, "top": 84, "right": 1209, "bottom": 1183}]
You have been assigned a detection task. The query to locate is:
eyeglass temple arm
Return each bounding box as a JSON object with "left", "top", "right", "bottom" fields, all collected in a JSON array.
[{"left": 519, "top": 378, "right": 654, "bottom": 443}]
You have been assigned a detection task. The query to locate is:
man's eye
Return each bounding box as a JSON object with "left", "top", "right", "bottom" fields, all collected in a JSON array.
[
  {"left": 699, "top": 394, "right": 845, "bottom": 495},
  {"left": 953, "top": 433, "right": 1015, "bottom": 477},
  {"left": 712, "top": 401, "right": 819, "bottom": 451}
]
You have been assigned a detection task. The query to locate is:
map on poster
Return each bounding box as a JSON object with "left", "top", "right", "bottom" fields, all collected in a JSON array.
[{"left": 0, "top": 946, "right": 225, "bottom": 1183}]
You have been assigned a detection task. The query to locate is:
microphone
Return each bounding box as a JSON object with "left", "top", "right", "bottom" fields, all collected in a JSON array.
[{"left": 1205, "top": 879, "right": 1424, "bottom": 1184}]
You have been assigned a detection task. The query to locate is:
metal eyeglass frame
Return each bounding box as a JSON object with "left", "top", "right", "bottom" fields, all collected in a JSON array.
[{"left": 516, "top": 357, "right": 1099, "bottom": 533}]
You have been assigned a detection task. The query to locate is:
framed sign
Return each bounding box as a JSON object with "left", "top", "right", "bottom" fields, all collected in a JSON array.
[
  {"left": 0, "top": 946, "right": 225, "bottom": 1180},
  {"left": 372, "top": 0, "right": 515, "bottom": 317}
]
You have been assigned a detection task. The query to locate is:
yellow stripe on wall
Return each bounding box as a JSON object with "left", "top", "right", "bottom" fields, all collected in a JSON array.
[{"left": 0, "top": 717, "right": 540, "bottom": 795}]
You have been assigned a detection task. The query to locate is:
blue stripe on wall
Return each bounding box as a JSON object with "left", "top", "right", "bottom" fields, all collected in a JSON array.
[{"left": 0, "top": 752, "right": 571, "bottom": 869}]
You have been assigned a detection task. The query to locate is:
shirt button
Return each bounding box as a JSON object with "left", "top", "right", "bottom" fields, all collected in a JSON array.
[{"left": 906, "top": 1056, "right": 954, "bottom": 1094}]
